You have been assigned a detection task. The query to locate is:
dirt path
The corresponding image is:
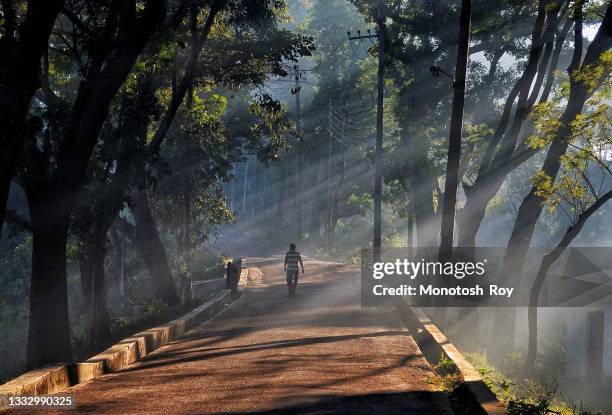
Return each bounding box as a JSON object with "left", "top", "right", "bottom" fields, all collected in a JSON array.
[{"left": 40, "top": 258, "right": 451, "bottom": 414}]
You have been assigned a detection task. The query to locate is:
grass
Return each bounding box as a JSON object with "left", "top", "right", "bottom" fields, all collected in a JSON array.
[
  {"left": 425, "top": 353, "right": 484, "bottom": 415},
  {"left": 423, "top": 351, "right": 605, "bottom": 415},
  {"left": 465, "top": 352, "right": 605, "bottom": 415}
]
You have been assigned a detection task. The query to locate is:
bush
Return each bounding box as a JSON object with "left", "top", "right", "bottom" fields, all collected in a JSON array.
[{"left": 466, "top": 353, "right": 604, "bottom": 415}]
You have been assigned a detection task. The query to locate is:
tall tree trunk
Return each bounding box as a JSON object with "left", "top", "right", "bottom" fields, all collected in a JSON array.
[
  {"left": 109, "top": 228, "right": 132, "bottom": 305},
  {"left": 251, "top": 160, "right": 258, "bottom": 218},
  {"left": 309, "top": 156, "right": 323, "bottom": 240},
  {"left": 329, "top": 193, "right": 338, "bottom": 253},
  {"left": 182, "top": 182, "right": 192, "bottom": 303},
  {"left": 395, "top": 91, "right": 439, "bottom": 251},
  {"left": 438, "top": 0, "right": 471, "bottom": 259},
  {"left": 372, "top": 0, "right": 385, "bottom": 254},
  {"left": 262, "top": 165, "right": 269, "bottom": 218},
  {"left": 132, "top": 187, "right": 179, "bottom": 306},
  {"left": 276, "top": 160, "right": 284, "bottom": 220},
  {"left": 0, "top": 164, "right": 15, "bottom": 237},
  {"left": 457, "top": 177, "right": 501, "bottom": 247},
  {"left": 78, "top": 234, "right": 111, "bottom": 351},
  {"left": 26, "top": 190, "right": 72, "bottom": 368},
  {"left": 242, "top": 158, "right": 248, "bottom": 213},
  {"left": 413, "top": 139, "right": 437, "bottom": 249},
  {"left": 108, "top": 226, "right": 130, "bottom": 303}
]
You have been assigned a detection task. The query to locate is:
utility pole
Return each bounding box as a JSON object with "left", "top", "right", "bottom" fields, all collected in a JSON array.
[
  {"left": 262, "top": 166, "right": 268, "bottom": 212},
  {"left": 291, "top": 64, "right": 305, "bottom": 240},
  {"left": 407, "top": 96, "right": 415, "bottom": 251},
  {"left": 348, "top": 0, "right": 385, "bottom": 260},
  {"left": 229, "top": 165, "right": 235, "bottom": 210},
  {"left": 327, "top": 100, "right": 333, "bottom": 252},
  {"left": 438, "top": 0, "right": 471, "bottom": 260},
  {"left": 242, "top": 157, "right": 248, "bottom": 213},
  {"left": 251, "top": 160, "right": 258, "bottom": 218}
]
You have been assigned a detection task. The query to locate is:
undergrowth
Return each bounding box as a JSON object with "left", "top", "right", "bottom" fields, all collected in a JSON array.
[{"left": 466, "top": 353, "right": 604, "bottom": 415}]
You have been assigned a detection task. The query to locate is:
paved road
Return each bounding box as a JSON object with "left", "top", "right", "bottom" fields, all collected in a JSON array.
[{"left": 46, "top": 258, "right": 452, "bottom": 414}]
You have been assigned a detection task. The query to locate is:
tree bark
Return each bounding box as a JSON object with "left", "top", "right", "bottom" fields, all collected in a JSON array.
[
  {"left": 26, "top": 188, "right": 72, "bottom": 368},
  {"left": 181, "top": 182, "right": 192, "bottom": 303},
  {"left": 78, "top": 234, "right": 111, "bottom": 351},
  {"left": 131, "top": 187, "right": 179, "bottom": 306},
  {"left": 109, "top": 226, "right": 132, "bottom": 304},
  {"left": 457, "top": 175, "right": 500, "bottom": 247},
  {"left": 18, "top": 0, "right": 164, "bottom": 368},
  {"left": 148, "top": 0, "right": 227, "bottom": 152},
  {"left": 438, "top": 0, "right": 471, "bottom": 259},
  {"left": 413, "top": 138, "right": 438, "bottom": 249},
  {"left": 0, "top": 0, "right": 66, "bottom": 236},
  {"left": 503, "top": 1, "right": 610, "bottom": 275},
  {"left": 524, "top": 189, "right": 612, "bottom": 374},
  {"left": 496, "top": 1, "right": 611, "bottom": 345},
  {"left": 456, "top": 0, "right": 562, "bottom": 247},
  {"left": 372, "top": 0, "right": 385, "bottom": 254}
]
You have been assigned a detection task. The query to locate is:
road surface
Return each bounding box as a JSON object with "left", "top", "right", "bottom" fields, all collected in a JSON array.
[{"left": 42, "top": 258, "right": 452, "bottom": 414}]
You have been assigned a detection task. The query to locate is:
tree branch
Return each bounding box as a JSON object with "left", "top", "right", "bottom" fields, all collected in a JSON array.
[
  {"left": 4, "top": 210, "right": 33, "bottom": 232},
  {"left": 149, "top": 0, "right": 227, "bottom": 153}
]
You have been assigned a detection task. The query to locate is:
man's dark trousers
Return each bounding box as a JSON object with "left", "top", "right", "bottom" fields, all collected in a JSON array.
[{"left": 287, "top": 270, "right": 299, "bottom": 295}]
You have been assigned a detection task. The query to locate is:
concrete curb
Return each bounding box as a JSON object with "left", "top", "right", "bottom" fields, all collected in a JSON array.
[
  {"left": 393, "top": 297, "right": 507, "bottom": 415},
  {"left": 0, "top": 365, "right": 71, "bottom": 396},
  {"left": 0, "top": 268, "right": 250, "bottom": 400}
]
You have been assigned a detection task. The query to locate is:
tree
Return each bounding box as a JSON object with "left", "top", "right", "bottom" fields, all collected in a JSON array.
[
  {"left": 491, "top": 2, "right": 612, "bottom": 345},
  {"left": 17, "top": 0, "right": 166, "bottom": 368},
  {"left": 457, "top": 0, "right": 578, "bottom": 248},
  {"left": 503, "top": 1, "right": 611, "bottom": 275},
  {"left": 69, "top": 0, "right": 311, "bottom": 346},
  {"left": 0, "top": 0, "right": 66, "bottom": 237},
  {"left": 438, "top": 0, "right": 472, "bottom": 259},
  {"left": 521, "top": 84, "right": 611, "bottom": 373},
  {"left": 355, "top": 0, "right": 544, "bottom": 250}
]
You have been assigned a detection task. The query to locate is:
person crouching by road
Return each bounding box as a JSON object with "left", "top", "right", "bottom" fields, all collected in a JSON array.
[
  {"left": 226, "top": 258, "right": 242, "bottom": 299},
  {"left": 284, "top": 244, "right": 304, "bottom": 297},
  {"left": 226, "top": 261, "right": 233, "bottom": 289}
]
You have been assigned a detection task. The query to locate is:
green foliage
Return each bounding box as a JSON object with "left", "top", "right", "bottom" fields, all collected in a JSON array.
[
  {"left": 141, "top": 299, "right": 171, "bottom": 323},
  {"left": 382, "top": 232, "right": 403, "bottom": 248},
  {"left": 172, "top": 254, "right": 192, "bottom": 288},
  {"left": 525, "top": 52, "right": 612, "bottom": 223},
  {"left": 573, "top": 51, "right": 612, "bottom": 94},
  {"left": 527, "top": 100, "right": 564, "bottom": 150},
  {"left": 430, "top": 122, "right": 493, "bottom": 185},
  {"left": 486, "top": 193, "right": 510, "bottom": 216},
  {"left": 466, "top": 353, "right": 603, "bottom": 415},
  {"left": 191, "top": 249, "right": 226, "bottom": 281},
  {"left": 426, "top": 353, "right": 461, "bottom": 394},
  {"left": 507, "top": 389, "right": 560, "bottom": 415},
  {"left": 348, "top": 192, "right": 373, "bottom": 209},
  {"left": 436, "top": 354, "right": 459, "bottom": 376},
  {"left": 303, "top": 0, "right": 366, "bottom": 85}
]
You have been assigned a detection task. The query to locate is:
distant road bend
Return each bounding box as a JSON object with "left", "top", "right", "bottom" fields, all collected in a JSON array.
[{"left": 33, "top": 258, "right": 453, "bottom": 414}]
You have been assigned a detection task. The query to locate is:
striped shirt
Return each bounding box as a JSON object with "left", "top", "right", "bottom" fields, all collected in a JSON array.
[{"left": 285, "top": 251, "right": 302, "bottom": 271}]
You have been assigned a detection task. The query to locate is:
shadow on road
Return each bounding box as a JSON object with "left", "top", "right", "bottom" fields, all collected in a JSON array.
[
  {"left": 120, "top": 330, "right": 410, "bottom": 374},
  {"left": 204, "top": 391, "right": 447, "bottom": 415}
]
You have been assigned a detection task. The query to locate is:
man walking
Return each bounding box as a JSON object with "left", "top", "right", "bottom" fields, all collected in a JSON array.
[{"left": 284, "top": 244, "right": 304, "bottom": 297}]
